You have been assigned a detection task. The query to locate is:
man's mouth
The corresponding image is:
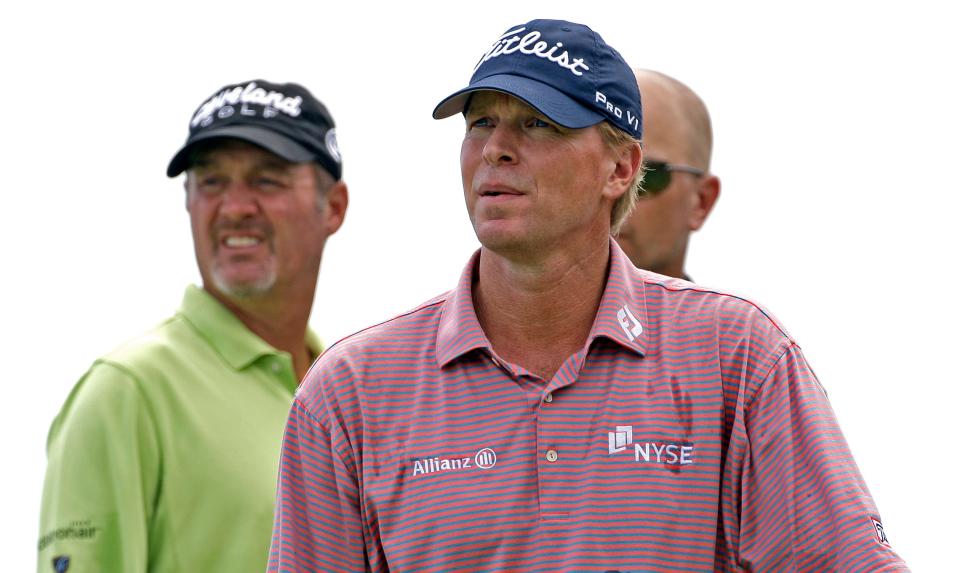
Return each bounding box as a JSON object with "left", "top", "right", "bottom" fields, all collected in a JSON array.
[
  {"left": 479, "top": 186, "right": 523, "bottom": 197},
  {"left": 222, "top": 235, "right": 263, "bottom": 248}
]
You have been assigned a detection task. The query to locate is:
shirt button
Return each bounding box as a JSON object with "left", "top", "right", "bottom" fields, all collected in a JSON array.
[
  {"left": 544, "top": 393, "right": 553, "bottom": 403},
  {"left": 545, "top": 449, "right": 558, "bottom": 462},
  {"left": 271, "top": 362, "right": 282, "bottom": 373}
]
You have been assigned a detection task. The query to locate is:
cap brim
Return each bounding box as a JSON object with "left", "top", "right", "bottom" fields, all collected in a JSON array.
[
  {"left": 166, "top": 125, "right": 315, "bottom": 177},
  {"left": 432, "top": 74, "right": 605, "bottom": 129}
]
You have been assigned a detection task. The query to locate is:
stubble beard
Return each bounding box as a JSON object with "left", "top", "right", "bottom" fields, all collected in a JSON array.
[{"left": 210, "top": 262, "right": 277, "bottom": 299}]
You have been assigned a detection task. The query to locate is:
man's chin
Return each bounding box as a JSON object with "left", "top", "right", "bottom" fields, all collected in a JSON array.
[
  {"left": 211, "top": 272, "right": 277, "bottom": 299},
  {"left": 474, "top": 221, "right": 528, "bottom": 250}
]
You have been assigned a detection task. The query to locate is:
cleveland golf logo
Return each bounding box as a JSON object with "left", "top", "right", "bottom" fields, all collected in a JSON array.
[{"left": 191, "top": 81, "right": 303, "bottom": 128}]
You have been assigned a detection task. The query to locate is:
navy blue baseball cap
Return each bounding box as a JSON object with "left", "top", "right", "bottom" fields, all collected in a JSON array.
[
  {"left": 433, "top": 19, "right": 642, "bottom": 138},
  {"left": 167, "top": 79, "right": 343, "bottom": 180}
]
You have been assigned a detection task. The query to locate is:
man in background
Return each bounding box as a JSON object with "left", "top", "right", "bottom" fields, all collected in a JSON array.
[
  {"left": 615, "top": 69, "right": 720, "bottom": 280},
  {"left": 37, "top": 79, "right": 348, "bottom": 572}
]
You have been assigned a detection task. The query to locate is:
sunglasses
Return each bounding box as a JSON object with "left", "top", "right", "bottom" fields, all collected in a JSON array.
[{"left": 641, "top": 160, "right": 705, "bottom": 196}]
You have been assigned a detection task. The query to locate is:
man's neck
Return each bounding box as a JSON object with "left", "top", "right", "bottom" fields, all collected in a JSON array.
[
  {"left": 646, "top": 257, "right": 686, "bottom": 280},
  {"left": 204, "top": 285, "right": 316, "bottom": 381},
  {"left": 473, "top": 239, "right": 610, "bottom": 381}
]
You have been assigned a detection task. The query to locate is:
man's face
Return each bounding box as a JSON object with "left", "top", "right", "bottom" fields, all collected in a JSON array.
[
  {"left": 185, "top": 140, "right": 336, "bottom": 301},
  {"left": 615, "top": 87, "right": 706, "bottom": 278},
  {"left": 460, "top": 92, "right": 626, "bottom": 258}
]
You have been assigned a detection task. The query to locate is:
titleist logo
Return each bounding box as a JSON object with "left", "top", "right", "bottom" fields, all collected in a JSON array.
[
  {"left": 475, "top": 27, "right": 590, "bottom": 76},
  {"left": 191, "top": 82, "right": 303, "bottom": 128}
]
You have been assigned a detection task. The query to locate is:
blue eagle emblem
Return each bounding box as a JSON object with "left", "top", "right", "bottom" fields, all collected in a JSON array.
[{"left": 52, "top": 556, "right": 70, "bottom": 573}]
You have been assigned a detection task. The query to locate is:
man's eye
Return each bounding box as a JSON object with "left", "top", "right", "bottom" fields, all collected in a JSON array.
[
  {"left": 530, "top": 118, "right": 552, "bottom": 128},
  {"left": 469, "top": 117, "right": 492, "bottom": 129},
  {"left": 256, "top": 177, "right": 285, "bottom": 190},
  {"left": 197, "top": 176, "right": 223, "bottom": 190}
]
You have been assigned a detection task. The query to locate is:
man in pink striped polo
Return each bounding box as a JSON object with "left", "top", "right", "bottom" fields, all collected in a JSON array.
[{"left": 269, "top": 19, "right": 908, "bottom": 572}]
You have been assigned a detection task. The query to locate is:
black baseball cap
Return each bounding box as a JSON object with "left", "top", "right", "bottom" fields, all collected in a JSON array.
[
  {"left": 167, "top": 79, "right": 342, "bottom": 180},
  {"left": 433, "top": 19, "right": 642, "bottom": 138}
]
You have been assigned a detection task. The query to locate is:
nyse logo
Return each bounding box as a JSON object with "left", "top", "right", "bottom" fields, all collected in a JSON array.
[
  {"left": 607, "top": 425, "right": 694, "bottom": 466},
  {"left": 608, "top": 425, "right": 634, "bottom": 454}
]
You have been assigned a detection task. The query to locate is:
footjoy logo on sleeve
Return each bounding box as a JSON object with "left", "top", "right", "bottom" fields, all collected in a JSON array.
[
  {"left": 475, "top": 27, "right": 590, "bottom": 76},
  {"left": 412, "top": 448, "right": 497, "bottom": 477},
  {"left": 608, "top": 425, "right": 693, "bottom": 466}
]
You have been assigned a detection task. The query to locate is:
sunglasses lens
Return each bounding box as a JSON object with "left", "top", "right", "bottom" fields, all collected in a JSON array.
[{"left": 642, "top": 162, "right": 671, "bottom": 195}]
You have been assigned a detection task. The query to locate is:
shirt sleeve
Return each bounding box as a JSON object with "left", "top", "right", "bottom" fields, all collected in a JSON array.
[
  {"left": 727, "top": 343, "right": 909, "bottom": 572},
  {"left": 268, "top": 396, "right": 369, "bottom": 572},
  {"left": 37, "top": 361, "right": 159, "bottom": 573}
]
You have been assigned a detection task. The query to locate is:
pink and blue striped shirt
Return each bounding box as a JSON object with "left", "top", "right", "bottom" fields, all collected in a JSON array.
[{"left": 269, "top": 242, "right": 908, "bottom": 572}]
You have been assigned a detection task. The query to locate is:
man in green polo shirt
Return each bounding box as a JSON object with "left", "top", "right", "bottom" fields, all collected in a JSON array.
[{"left": 37, "top": 80, "right": 349, "bottom": 573}]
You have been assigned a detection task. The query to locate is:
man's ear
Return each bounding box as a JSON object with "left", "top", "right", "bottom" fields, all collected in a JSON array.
[
  {"left": 605, "top": 142, "right": 643, "bottom": 201},
  {"left": 690, "top": 174, "right": 720, "bottom": 231},
  {"left": 322, "top": 181, "right": 349, "bottom": 236}
]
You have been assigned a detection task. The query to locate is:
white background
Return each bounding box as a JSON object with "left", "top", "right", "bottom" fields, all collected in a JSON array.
[{"left": 2, "top": 1, "right": 956, "bottom": 570}]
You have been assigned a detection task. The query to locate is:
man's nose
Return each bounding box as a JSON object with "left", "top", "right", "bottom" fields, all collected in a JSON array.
[
  {"left": 219, "top": 182, "right": 260, "bottom": 218},
  {"left": 482, "top": 124, "right": 520, "bottom": 166}
]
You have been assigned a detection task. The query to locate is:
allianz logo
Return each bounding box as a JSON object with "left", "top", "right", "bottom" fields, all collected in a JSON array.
[
  {"left": 608, "top": 425, "right": 694, "bottom": 466},
  {"left": 411, "top": 448, "right": 497, "bottom": 477}
]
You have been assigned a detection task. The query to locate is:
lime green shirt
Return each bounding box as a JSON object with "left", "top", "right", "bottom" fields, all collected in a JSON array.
[{"left": 38, "top": 285, "right": 321, "bottom": 572}]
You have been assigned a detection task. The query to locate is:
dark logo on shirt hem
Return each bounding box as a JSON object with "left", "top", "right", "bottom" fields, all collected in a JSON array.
[{"left": 52, "top": 556, "right": 70, "bottom": 573}]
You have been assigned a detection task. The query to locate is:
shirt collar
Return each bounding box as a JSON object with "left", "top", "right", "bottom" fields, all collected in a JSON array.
[
  {"left": 436, "top": 251, "right": 491, "bottom": 367},
  {"left": 178, "top": 285, "right": 323, "bottom": 371},
  {"left": 435, "top": 240, "right": 648, "bottom": 368},
  {"left": 587, "top": 239, "right": 648, "bottom": 357}
]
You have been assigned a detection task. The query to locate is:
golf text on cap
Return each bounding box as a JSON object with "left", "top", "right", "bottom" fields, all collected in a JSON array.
[
  {"left": 191, "top": 81, "right": 303, "bottom": 128},
  {"left": 475, "top": 27, "right": 590, "bottom": 76}
]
